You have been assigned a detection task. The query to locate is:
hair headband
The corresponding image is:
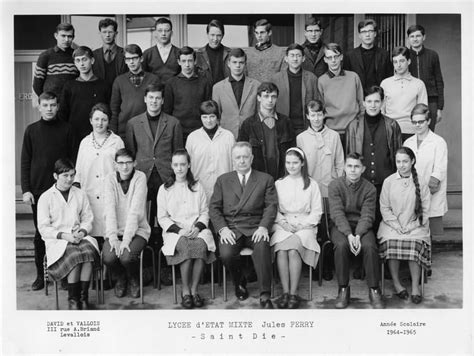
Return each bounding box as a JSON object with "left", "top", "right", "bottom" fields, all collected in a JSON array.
[{"left": 286, "top": 147, "right": 305, "bottom": 159}]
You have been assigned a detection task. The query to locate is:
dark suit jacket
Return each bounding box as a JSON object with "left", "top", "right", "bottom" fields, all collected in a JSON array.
[
  {"left": 209, "top": 170, "right": 278, "bottom": 238},
  {"left": 301, "top": 41, "right": 327, "bottom": 78},
  {"left": 237, "top": 113, "right": 295, "bottom": 180},
  {"left": 343, "top": 45, "right": 393, "bottom": 92},
  {"left": 125, "top": 112, "right": 183, "bottom": 182},
  {"left": 196, "top": 45, "right": 231, "bottom": 84},
  {"left": 92, "top": 46, "right": 127, "bottom": 83}
]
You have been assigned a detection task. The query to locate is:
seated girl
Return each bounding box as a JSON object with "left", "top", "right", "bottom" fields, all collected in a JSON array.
[
  {"left": 157, "top": 149, "right": 216, "bottom": 309},
  {"left": 103, "top": 148, "right": 151, "bottom": 298},
  {"left": 271, "top": 147, "right": 322, "bottom": 309},
  {"left": 377, "top": 147, "right": 431, "bottom": 304},
  {"left": 38, "top": 158, "right": 99, "bottom": 310}
]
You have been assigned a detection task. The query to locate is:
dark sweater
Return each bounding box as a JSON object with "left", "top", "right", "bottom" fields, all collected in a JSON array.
[
  {"left": 328, "top": 176, "right": 377, "bottom": 237},
  {"left": 163, "top": 73, "right": 212, "bottom": 137},
  {"left": 206, "top": 44, "right": 225, "bottom": 84},
  {"left": 110, "top": 71, "right": 159, "bottom": 140},
  {"left": 21, "top": 118, "right": 74, "bottom": 196},
  {"left": 287, "top": 69, "right": 305, "bottom": 133},
  {"left": 409, "top": 46, "right": 444, "bottom": 109},
  {"left": 59, "top": 78, "right": 111, "bottom": 151},
  {"left": 142, "top": 45, "right": 181, "bottom": 85},
  {"left": 32, "top": 46, "right": 79, "bottom": 97}
]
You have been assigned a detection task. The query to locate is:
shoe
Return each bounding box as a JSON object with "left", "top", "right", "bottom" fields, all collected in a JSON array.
[
  {"left": 288, "top": 294, "right": 300, "bottom": 309},
  {"left": 353, "top": 267, "right": 362, "bottom": 280},
  {"left": 114, "top": 275, "right": 127, "bottom": 298},
  {"left": 67, "top": 282, "right": 81, "bottom": 310},
  {"left": 394, "top": 289, "right": 409, "bottom": 300},
  {"left": 31, "top": 276, "right": 45, "bottom": 291},
  {"left": 411, "top": 294, "right": 423, "bottom": 304},
  {"left": 323, "top": 269, "right": 333, "bottom": 281},
  {"left": 276, "top": 293, "right": 289, "bottom": 309},
  {"left": 129, "top": 277, "right": 140, "bottom": 298},
  {"left": 80, "top": 281, "right": 90, "bottom": 310},
  {"left": 192, "top": 294, "right": 204, "bottom": 308},
  {"left": 369, "top": 288, "right": 385, "bottom": 309},
  {"left": 335, "top": 286, "right": 350, "bottom": 309},
  {"left": 235, "top": 284, "right": 249, "bottom": 301},
  {"left": 160, "top": 267, "right": 173, "bottom": 286},
  {"left": 182, "top": 294, "right": 194, "bottom": 309},
  {"left": 259, "top": 294, "right": 274, "bottom": 309}
]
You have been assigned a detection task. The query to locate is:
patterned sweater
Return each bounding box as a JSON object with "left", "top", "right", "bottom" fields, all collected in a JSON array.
[
  {"left": 245, "top": 44, "right": 286, "bottom": 83},
  {"left": 33, "top": 46, "right": 78, "bottom": 96}
]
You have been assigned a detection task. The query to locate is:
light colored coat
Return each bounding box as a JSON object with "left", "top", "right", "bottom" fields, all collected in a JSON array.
[
  {"left": 271, "top": 177, "right": 322, "bottom": 260},
  {"left": 404, "top": 130, "right": 448, "bottom": 217},
  {"left": 297, "top": 126, "right": 344, "bottom": 197},
  {"left": 212, "top": 76, "right": 261, "bottom": 139},
  {"left": 104, "top": 170, "right": 151, "bottom": 244},
  {"left": 185, "top": 127, "right": 235, "bottom": 201},
  {"left": 157, "top": 181, "right": 216, "bottom": 256},
  {"left": 38, "top": 185, "right": 98, "bottom": 267},
  {"left": 74, "top": 132, "right": 124, "bottom": 236}
]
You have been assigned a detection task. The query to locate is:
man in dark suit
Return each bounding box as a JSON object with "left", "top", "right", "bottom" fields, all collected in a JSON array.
[
  {"left": 126, "top": 83, "right": 183, "bottom": 286},
  {"left": 210, "top": 141, "right": 278, "bottom": 308},
  {"left": 343, "top": 19, "right": 392, "bottom": 93},
  {"left": 92, "top": 18, "right": 128, "bottom": 90}
]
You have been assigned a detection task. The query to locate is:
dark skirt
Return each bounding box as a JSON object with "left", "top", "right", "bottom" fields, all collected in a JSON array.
[
  {"left": 48, "top": 240, "right": 99, "bottom": 281},
  {"left": 379, "top": 239, "right": 431, "bottom": 270},
  {"left": 165, "top": 236, "right": 216, "bottom": 266}
]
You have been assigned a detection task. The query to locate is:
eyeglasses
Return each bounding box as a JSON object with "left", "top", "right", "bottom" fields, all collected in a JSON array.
[
  {"left": 411, "top": 119, "right": 427, "bottom": 125},
  {"left": 116, "top": 161, "right": 134, "bottom": 166},
  {"left": 124, "top": 56, "right": 140, "bottom": 62},
  {"left": 306, "top": 29, "right": 322, "bottom": 33},
  {"left": 360, "top": 30, "right": 376, "bottom": 35},
  {"left": 325, "top": 55, "right": 341, "bottom": 61}
]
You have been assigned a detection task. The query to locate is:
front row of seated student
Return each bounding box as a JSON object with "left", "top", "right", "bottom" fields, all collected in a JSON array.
[{"left": 157, "top": 149, "right": 216, "bottom": 309}]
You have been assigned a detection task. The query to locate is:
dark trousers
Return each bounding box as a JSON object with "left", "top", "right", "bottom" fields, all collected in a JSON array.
[
  {"left": 428, "top": 99, "right": 439, "bottom": 132},
  {"left": 219, "top": 236, "right": 272, "bottom": 294},
  {"left": 102, "top": 235, "right": 147, "bottom": 278},
  {"left": 31, "top": 195, "right": 45, "bottom": 277},
  {"left": 330, "top": 226, "right": 380, "bottom": 288}
]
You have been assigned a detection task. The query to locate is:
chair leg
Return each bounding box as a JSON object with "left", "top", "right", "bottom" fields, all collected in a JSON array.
[
  {"left": 223, "top": 264, "right": 227, "bottom": 302},
  {"left": 140, "top": 250, "right": 144, "bottom": 304},
  {"left": 210, "top": 261, "right": 215, "bottom": 299},
  {"left": 151, "top": 247, "right": 157, "bottom": 289},
  {"left": 100, "top": 254, "right": 105, "bottom": 304},
  {"left": 421, "top": 266, "right": 425, "bottom": 297},
  {"left": 157, "top": 251, "right": 162, "bottom": 290},
  {"left": 172, "top": 264, "right": 177, "bottom": 304},
  {"left": 271, "top": 264, "right": 275, "bottom": 298},
  {"left": 381, "top": 262, "right": 385, "bottom": 296},
  {"left": 44, "top": 256, "right": 48, "bottom": 296},
  {"left": 54, "top": 281, "right": 59, "bottom": 310},
  {"left": 309, "top": 265, "right": 312, "bottom": 301}
]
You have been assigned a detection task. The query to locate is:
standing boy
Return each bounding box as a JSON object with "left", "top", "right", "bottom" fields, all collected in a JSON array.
[{"left": 301, "top": 17, "right": 327, "bottom": 78}]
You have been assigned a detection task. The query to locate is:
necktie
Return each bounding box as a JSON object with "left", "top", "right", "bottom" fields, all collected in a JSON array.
[
  {"left": 241, "top": 174, "right": 246, "bottom": 191},
  {"left": 263, "top": 116, "right": 275, "bottom": 129},
  {"left": 105, "top": 49, "right": 112, "bottom": 64}
]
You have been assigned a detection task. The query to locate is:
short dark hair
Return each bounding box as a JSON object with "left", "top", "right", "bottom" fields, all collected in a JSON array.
[
  {"left": 115, "top": 148, "right": 135, "bottom": 161},
  {"left": 392, "top": 46, "right": 410, "bottom": 60},
  {"left": 124, "top": 44, "right": 143, "bottom": 57},
  {"left": 178, "top": 46, "right": 196, "bottom": 60},
  {"left": 407, "top": 24, "right": 425, "bottom": 36},
  {"left": 228, "top": 48, "right": 247, "bottom": 62},
  {"left": 73, "top": 46, "right": 93, "bottom": 59},
  {"left": 98, "top": 18, "right": 118, "bottom": 31},
  {"left": 358, "top": 19, "right": 378, "bottom": 32},
  {"left": 199, "top": 100, "right": 220, "bottom": 120},
  {"left": 324, "top": 43, "right": 343, "bottom": 55},
  {"left": 305, "top": 99, "right": 326, "bottom": 116},
  {"left": 257, "top": 82, "right": 279, "bottom": 97},
  {"left": 286, "top": 43, "right": 304, "bottom": 55},
  {"left": 55, "top": 23, "right": 74, "bottom": 34},
  {"left": 255, "top": 19, "right": 272, "bottom": 32},
  {"left": 89, "top": 102, "right": 111, "bottom": 120},
  {"left": 54, "top": 158, "right": 75, "bottom": 174},
  {"left": 305, "top": 17, "right": 322, "bottom": 30},
  {"left": 155, "top": 17, "right": 173, "bottom": 30},
  {"left": 144, "top": 83, "right": 165, "bottom": 96},
  {"left": 38, "top": 91, "right": 58, "bottom": 104},
  {"left": 346, "top": 152, "right": 365, "bottom": 166},
  {"left": 364, "top": 85, "right": 385, "bottom": 100},
  {"left": 207, "top": 19, "right": 224, "bottom": 35}
]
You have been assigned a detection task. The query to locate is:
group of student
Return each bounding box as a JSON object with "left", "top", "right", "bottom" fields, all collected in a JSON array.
[{"left": 21, "top": 15, "right": 448, "bottom": 310}]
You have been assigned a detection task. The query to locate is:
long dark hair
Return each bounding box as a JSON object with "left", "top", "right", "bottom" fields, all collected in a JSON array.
[
  {"left": 282, "top": 147, "right": 310, "bottom": 190},
  {"left": 396, "top": 147, "right": 423, "bottom": 224},
  {"left": 164, "top": 149, "right": 198, "bottom": 192}
]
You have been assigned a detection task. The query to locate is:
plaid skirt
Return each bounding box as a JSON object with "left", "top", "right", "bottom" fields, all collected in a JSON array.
[
  {"left": 165, "top": 236, "right": 216, "bottom": 266},
  {"left": 48, "top": 240, "right": 100, "bottom": 281},
  {"left": 379, "top": 239, "right": 431, "bottom": 270}
]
